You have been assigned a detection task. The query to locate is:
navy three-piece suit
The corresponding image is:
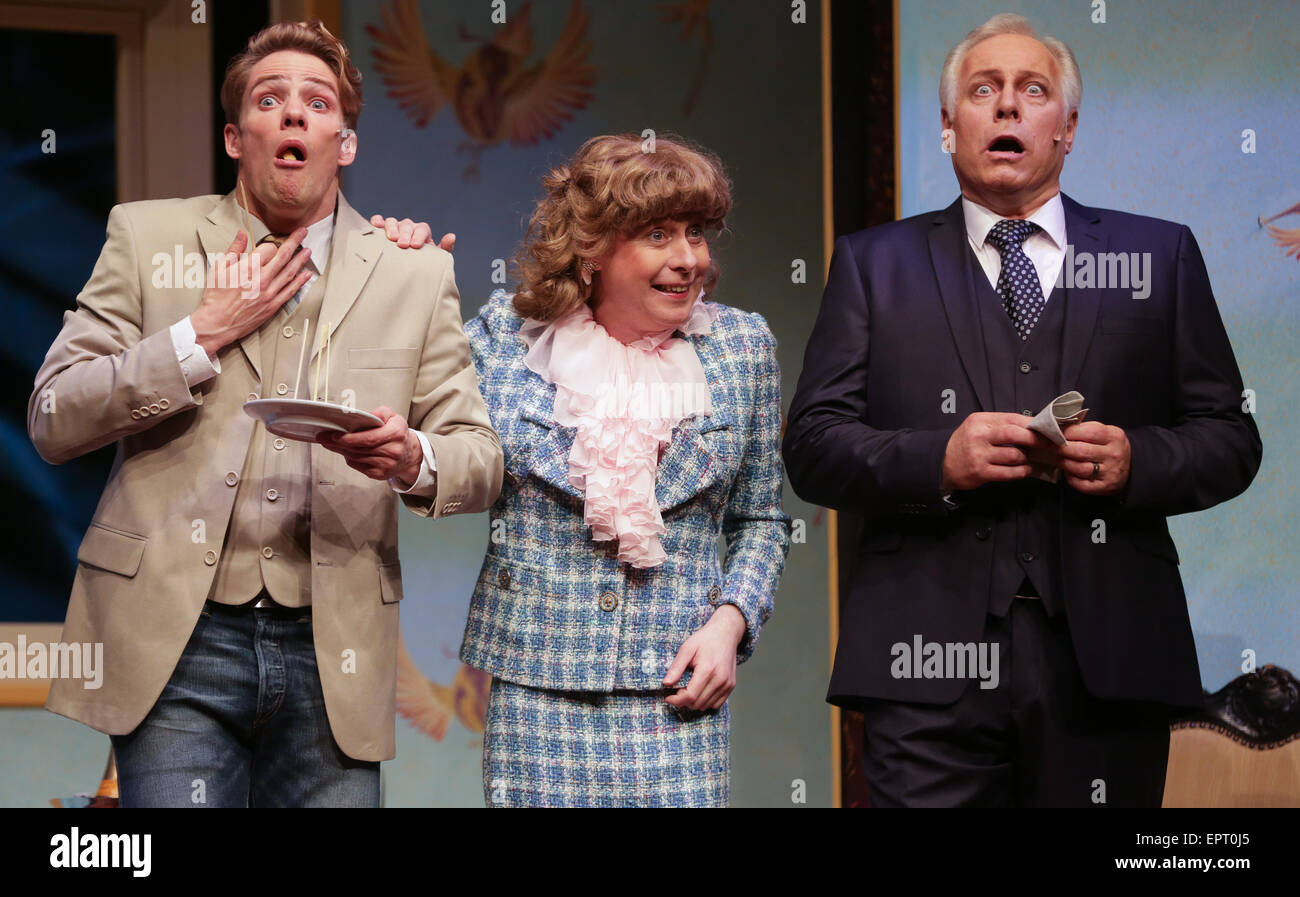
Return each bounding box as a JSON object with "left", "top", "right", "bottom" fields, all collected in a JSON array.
[{"left": 783, "top": 193, "right": 1261, "bottom": 806}]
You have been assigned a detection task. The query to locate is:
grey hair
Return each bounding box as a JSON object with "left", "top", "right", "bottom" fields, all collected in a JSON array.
[{"left": 940, "top": 13, "right": 1082, "bottom": 117}]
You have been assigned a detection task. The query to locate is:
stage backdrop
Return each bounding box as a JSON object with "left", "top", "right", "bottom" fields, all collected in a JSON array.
[
  {"left": 898, "top": 0, "right": 1299, "bottom": 687},
  {"left": 341, "top": 0, "right": 829, "bottom": 807}
]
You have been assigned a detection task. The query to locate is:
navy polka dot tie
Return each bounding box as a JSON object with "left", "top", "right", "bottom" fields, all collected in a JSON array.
[{"left": 986, "top": 218, "right": 1044, "bottom": 341}]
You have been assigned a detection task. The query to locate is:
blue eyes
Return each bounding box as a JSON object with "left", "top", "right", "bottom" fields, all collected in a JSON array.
[
  {"left": 256, "top": 96, "right": 330, "bottom": 110},
  {"left": 974, "top": 84, "right": 1046, "bottom": 97}
]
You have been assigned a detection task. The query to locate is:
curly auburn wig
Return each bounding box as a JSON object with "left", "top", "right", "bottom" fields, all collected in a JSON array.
[{"left": 512, "top": 133, "right": 732, "bottom": 321}]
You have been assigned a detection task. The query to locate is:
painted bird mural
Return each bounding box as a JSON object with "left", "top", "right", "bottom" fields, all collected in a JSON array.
[
  {"left": 395, "top": 632, "right": 491, "bottom": 741},
  {"left": 367, "top": 0, "right": 595, "bottom": 178},
  {"left": 1261, "top": 202, "right": 1300, "bottom": 261}
]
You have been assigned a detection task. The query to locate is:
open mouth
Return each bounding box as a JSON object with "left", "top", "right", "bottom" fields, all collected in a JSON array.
[
  {"left": 275, "top": 140, "right": 307, "bottom": 165},
  {"left": 987, "top": 135, "right": 1025, "bottom": 155},
  {"left": 652, "top": 282, "right": 692, "bottom": 296}
]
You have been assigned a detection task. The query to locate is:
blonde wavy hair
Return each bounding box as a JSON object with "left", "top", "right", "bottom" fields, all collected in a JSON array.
[{"left": 512, "top": 133, "right": 732, "bottom": 321}]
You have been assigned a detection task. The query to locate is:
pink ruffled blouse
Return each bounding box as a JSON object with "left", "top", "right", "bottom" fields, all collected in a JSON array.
[{"left": 518, "top": 299, "right": 720, "bottom": 568}]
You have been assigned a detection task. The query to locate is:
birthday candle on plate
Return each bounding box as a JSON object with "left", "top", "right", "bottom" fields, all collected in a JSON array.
[
  {"left": 292, "top": 318, "right": 309, "bottom": 399},
  {"left": 311, "top": 323, "right": 325, "bottom": 402}
]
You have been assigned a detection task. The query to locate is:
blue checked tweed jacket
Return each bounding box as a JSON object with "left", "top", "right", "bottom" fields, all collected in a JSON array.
[{"left": 459, "top": 289, "right": 791, "bottom": 692}]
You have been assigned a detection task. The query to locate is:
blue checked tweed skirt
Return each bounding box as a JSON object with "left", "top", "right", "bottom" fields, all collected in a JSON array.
[{"left": 482, "top": 677, "right": 730, "bottom": 807}]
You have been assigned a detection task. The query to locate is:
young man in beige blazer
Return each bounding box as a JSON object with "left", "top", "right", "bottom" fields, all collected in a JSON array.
[{"left": 26, "top": 20, "right": 503, "bottom": 807}]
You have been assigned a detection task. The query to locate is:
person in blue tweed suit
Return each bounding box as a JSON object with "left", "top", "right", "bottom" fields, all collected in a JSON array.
[{"left": 460, "top": 134, "right": 791, "bottom": 807}]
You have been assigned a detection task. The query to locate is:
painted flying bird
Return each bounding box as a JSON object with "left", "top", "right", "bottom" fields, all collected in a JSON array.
[
  {"left": 1260, "top": 202, "right": 1300, "bottom": 261},
  {"left": 395, "top": 633, "right": 491, "bottom": 740},
  {"left": 367, "top": 0, "right": 595, "bottom": 178}
]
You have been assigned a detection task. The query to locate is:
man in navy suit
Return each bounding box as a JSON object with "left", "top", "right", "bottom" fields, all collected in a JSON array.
[{"left": 783, "top": 14, "right": 1261, "bottom": 806}]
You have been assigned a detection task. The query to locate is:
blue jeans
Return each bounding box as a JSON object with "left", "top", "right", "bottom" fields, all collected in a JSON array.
[{"left": 110, "top": 600, "right": 379, "bottom": 807}]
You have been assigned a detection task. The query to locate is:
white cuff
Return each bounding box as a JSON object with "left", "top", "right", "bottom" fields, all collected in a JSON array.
[
  {"left": 390, "top": 430, "right": 438, "bottom": 496},
  {"left": 170, "top": 316, "right": 221, "bottom": 387}
]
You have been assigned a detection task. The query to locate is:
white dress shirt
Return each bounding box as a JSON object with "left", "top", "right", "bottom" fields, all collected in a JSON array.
[
  {"left": 961, "top": 193, "right": 1068, "bottom": 301},
  {"left": 168, "top": 209, "right": 438, "bottom": 496}
]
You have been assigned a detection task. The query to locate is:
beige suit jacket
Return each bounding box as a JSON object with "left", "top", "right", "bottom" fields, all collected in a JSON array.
[{"left": 27, "top": 190, "right": 503, "bottom": 761}]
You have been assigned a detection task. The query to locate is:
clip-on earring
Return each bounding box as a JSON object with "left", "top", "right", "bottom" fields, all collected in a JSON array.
[{"left": 580, "top": 259, "right": 598, "bottom": 286}]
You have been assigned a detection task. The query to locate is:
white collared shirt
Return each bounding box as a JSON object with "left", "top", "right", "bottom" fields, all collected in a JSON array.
[
  {"left": 961, "top": 193, "right": 1067, "bottom": 302},
  {"left": 286, "top": 209, "right": 334, "bottom": 312}
]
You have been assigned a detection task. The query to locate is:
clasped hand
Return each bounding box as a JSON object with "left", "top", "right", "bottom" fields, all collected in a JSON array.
[{"left": 941, "top": 412, "right": 1131, "bottom": 495}]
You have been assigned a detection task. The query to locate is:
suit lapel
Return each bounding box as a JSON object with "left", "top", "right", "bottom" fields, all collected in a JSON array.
[
  {"left": 655, "top": 332, "right": 732, "bottom": 512},
  {"left": 197, "top": 192, "right": 264, "bottom": 380},
  {"left": 313, "top": 193, "right": 380, "bottom": 360},
  {"left": 1058, "top": 194, "right": 1104, "bottom": 394},
  {"left": 929, "top": 199, "right": 994, "bottom": 412},
  {"left": 517, "top": 376, "right": 584, "bottom": 500}
]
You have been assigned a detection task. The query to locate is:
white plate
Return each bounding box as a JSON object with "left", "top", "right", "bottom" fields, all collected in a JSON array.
[{"left": 243, "top": 398, "right": 383, "bottom": 443}]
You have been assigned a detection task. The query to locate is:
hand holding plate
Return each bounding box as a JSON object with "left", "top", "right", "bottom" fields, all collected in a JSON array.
[{"left": 318, "top": 406, "right": 423, "bottom": 484}]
